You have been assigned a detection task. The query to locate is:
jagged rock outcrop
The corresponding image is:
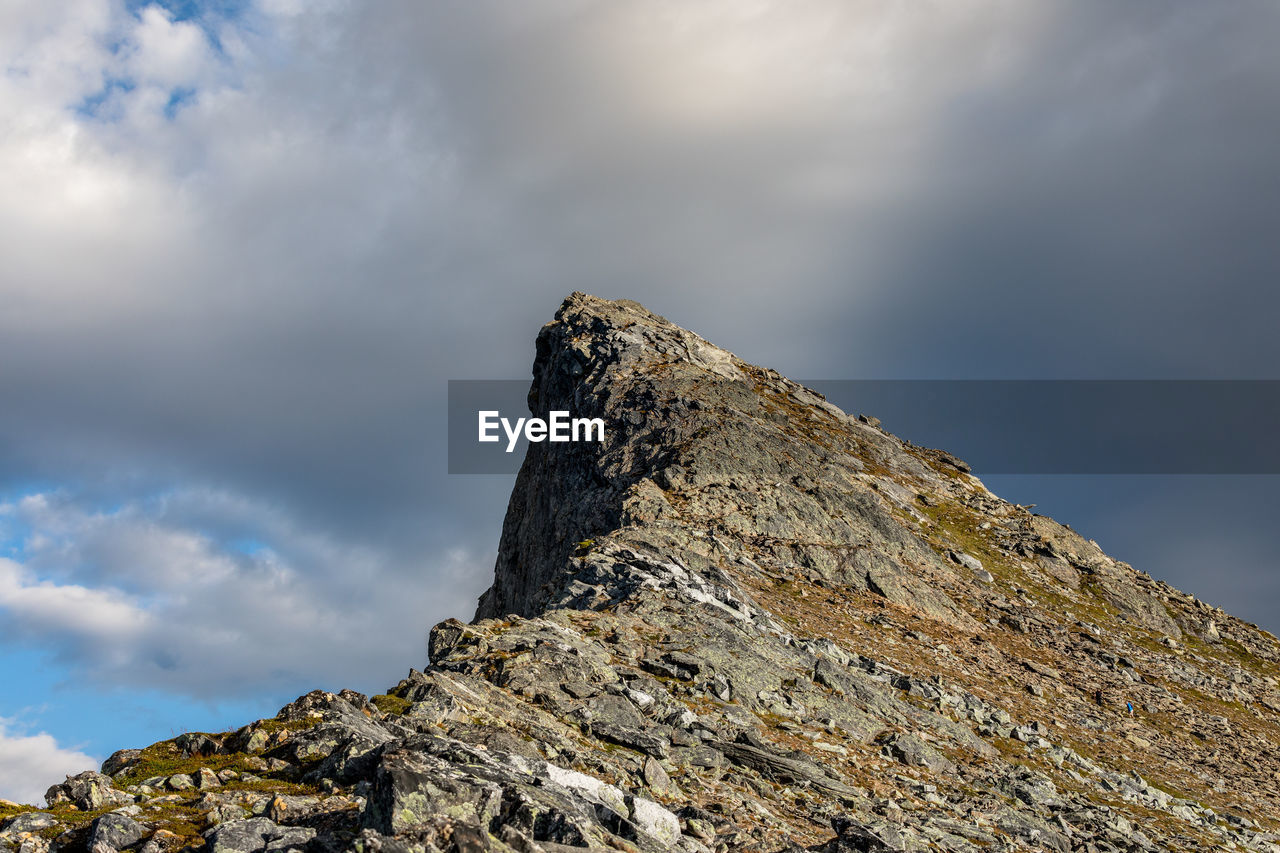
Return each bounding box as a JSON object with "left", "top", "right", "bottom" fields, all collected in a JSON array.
[
  {"left": 477, "top": 294, "right": 972, "bottom": 631},
  {"left": 6, "top": 293, "right": 1280, "bottom": 853}
]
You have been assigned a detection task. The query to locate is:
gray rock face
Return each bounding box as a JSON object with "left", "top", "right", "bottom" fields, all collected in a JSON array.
[
  {"left": 884, "top": 732, "right": 955, "bottom": 775},
  {"left": 11, "top": 294, "right": 1280, "bottom": 852},
  {"left": 44, "top": 771, "right": 132, "bottom": 811},
  {"left": 100, "top": 749, "right": 142, "bottom": 778},
  {"left": 364, "top": 737, "right": 507, "bottom": 836},
  {"left": 477, "top": 293, "right": 971, "bottom": 630},
  {"left": 822, "top": 816, "right": 911, "bottom": 852},
  {"left": 87, "top": 813, "right": 146, "bottom": 851},
  {"left": 0, "top": 813, "right": 59, "bottom": 836},
  {"left": 628, "top": 796, "right": 680, "bottom": 846},
  {"left": 203, "top": 818, "right": 315, "bottom": 853}
]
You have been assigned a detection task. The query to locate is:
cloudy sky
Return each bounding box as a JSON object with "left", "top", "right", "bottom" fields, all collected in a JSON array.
[{"left": 2, "top": 0, "right": 1278, "bottom": 803}]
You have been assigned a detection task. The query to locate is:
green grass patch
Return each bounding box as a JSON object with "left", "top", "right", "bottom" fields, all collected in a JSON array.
[
  {"left": 136, "top": 797, "right": 208, "bottom": 841},
  {"left": 0, "top": 802, "right": 36, "bottom": 821},
  {"left": 114, "top": 735, "right": 295, "bottom": 788},
  {"left": 253, "top": 718, "right": 320, "bottom": 736},
  {"left": 371, "top": 693, "right": 412, "bottom": 715},
  {"left": 33, "top": 804, "right": 120, "bottom": 839}
]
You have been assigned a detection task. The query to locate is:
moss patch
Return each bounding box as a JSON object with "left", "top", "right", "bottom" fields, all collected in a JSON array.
[
  {"left": 371, "top": 694, "right": 412, "bottom": 716},
  {"left": 0, "top": 802, "right": 36, "bottom": 822}
]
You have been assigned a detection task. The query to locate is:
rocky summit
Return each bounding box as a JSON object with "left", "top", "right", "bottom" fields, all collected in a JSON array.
[{"left": 6, "top": 293, "right": 1280, "bottom": 853}]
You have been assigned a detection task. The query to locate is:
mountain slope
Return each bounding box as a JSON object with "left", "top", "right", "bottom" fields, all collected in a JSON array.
[{"left": 5, "top": 293, "right": 1280, "bottom": 853}]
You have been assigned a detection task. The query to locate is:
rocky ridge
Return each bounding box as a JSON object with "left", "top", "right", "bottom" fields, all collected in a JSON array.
[{"left": 5, "top": 292, "right": 1280, "bottom": 853}]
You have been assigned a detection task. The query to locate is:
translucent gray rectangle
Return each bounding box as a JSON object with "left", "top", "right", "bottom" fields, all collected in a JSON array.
[{"left": 448, "top": 379, "right": 1280, "bottom": 475}]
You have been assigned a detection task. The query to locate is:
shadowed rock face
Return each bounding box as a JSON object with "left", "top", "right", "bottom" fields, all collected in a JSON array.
[{"left": 9, "top": 293, "right": 1280, "bottom": 853}]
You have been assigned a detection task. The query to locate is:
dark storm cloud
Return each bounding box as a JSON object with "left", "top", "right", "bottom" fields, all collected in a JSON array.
[
  {"left": 1, "top": 1, "right": 1038, "bottom": 542},
  {"left": 1, "top": 0, "right": 1278, "bottom": 711},
  {"left": 827, "top": 1, "right": 1280, "bottom": 379}
]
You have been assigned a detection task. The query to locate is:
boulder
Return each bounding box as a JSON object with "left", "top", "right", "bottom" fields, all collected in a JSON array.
[
  {"left": 87, "top": 814, "right": 146, "bottom": 851},
  {"left": 203, "top": 818, "right": 315, "bottom": 853},
  {"left": 44, "top": 772, "right": 131, "bottom": 811}
]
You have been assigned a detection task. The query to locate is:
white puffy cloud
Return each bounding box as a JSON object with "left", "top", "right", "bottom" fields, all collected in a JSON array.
[
  {"left": 0, "top": 719, "right": 96, "bottom": 806},
  {"left": 0, "top": 557, "right": 147, "bottom": 642},
  {"left": 0, "top": 490, "right": 488, "bottom": 698},
  {"left": 128, "top": 6, "right": 214, "bottom": 89},
  {"left": 0, "top": 0, "right": 1057, "bottom": 373}
]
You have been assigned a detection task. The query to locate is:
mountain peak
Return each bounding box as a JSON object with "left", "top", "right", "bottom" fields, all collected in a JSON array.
[{"left": 479, "top": 291, "right": 980, "bottom": 631}]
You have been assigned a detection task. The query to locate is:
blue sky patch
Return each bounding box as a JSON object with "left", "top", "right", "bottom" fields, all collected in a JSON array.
[
  {"left": 227, "top": 538, "right": 271, "bottom": 558},
  {"left": 0, "top": 645, "right": 286, "bottom": 761},
  {"left": 74, "top": 77, "right": 136, "bottom": 120},
  {"left": 164, "top": 87, "right": 197, "bottom": 118},
  {"left": 125, "top": 0, "right": 253, "bottom": 58},
  {"left": 126, "top": 0, "right": 250, "bottom": 24}
]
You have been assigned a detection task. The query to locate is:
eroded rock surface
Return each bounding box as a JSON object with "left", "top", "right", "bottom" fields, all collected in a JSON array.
[{"left": 6, "top": 293, "right": 1280, "bottom": 852}]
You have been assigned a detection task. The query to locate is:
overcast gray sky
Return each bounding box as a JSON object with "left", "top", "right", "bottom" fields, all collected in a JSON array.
[{"left": 1, "top": 0, "right": 1278, "bottom": 803}]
